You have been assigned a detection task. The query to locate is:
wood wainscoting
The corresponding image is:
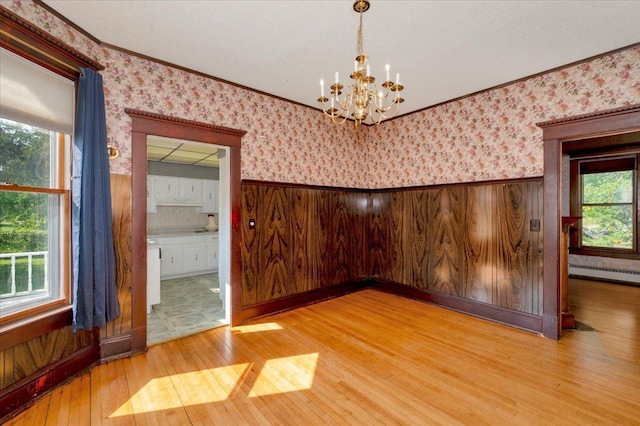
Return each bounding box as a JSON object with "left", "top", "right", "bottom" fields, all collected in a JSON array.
[
  {"left": 241, "top": 178, "right": 544, "bottom": 332},
  {"left": 371, "top": 179, "right": 544, "bottom": 330},
  {"left": 241, "top": 182, "right": 369, "bottom": 320}
]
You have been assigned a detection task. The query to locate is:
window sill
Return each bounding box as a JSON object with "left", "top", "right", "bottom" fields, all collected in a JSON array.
[{"left": 569, "top": 248, "right": 640, "bottom": 260}]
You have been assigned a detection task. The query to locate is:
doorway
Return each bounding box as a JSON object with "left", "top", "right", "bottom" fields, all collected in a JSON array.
[
  {"left": 538, "top": 104, "right": 640, "bottom": 339},
  {"left": 127, "top": 109, "right": 244, "bottom": 352},
  {"left": 145, "top": 136, "right": 231, "bottom": 344}
]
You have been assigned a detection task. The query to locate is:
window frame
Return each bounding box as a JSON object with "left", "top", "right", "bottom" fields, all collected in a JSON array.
[
  {"left": 0, "top": 8, "right": 102, "bottom": 328},
  {"left": 569, "top": 149, "right": 640, "bottom": 259},
  {"left": 0, "top": 129, "right": 71, "bottom": 324}
]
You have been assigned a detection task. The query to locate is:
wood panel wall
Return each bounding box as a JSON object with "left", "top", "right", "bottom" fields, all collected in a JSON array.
[
  {"left": 101, "top": 174, "right": 133, "bottom": 340},
  {"left": 0, "top": 325, "right": 96, "bottom": 390},
  {"left": 241, "top": 183, "right": 368, "bottom": 308},
  {"left": 375, "top": 179, "right": 544, "bottom": 316},
  {"left": 242, "top": 179, "right": 543, "bottom": 319}
]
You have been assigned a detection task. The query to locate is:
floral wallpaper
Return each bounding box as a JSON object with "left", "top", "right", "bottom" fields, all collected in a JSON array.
[
  {"left": 365, "top": 47, "right": 640, "bottom": 188},
  {"left": 4, "top": 0, "right": 640, "bottom": 190},
  {"left": 3, "top": 0, "right": 364, "bottom": 187}
]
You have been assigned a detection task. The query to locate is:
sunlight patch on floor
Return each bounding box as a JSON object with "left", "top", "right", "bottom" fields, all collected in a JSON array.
[
  {"left": 109, "top": 363, "right": 250, "bottom": 416},
  {"left": 231, "top": 322, "right": 283, "bottom": 334},
  {"left": 249, "top": 353, "right": 319, "bottom": 397}
]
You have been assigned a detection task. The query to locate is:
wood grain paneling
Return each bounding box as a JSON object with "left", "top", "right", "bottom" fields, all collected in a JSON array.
[
  {"left": 241, "top": 184, "right": 260, "bottom": 306},
  {"left": 241, "top": 183, "right": 369, "bottom": 311},
  {"left": 380, "top": 179, "right": 543, "bottom": 317},
  {"left": 405, "top": 190, "right": 430, "bottom": 289},
  {"left": 259, "top": 186, "right": 291, "bottom": 301},
  {"left": 428, "top": 187, "right": 463, "bottom": 297},
  {"left": 313, "top": 190, "right": 332, "bottom": 290},
  {"left": 496, "top": 183, "right": 534, "bottom": 313},
  {"left": 329, "top": 191, "right": 353, "bottom": 287},
  {"left": 368, "top": 192, "right": 389, "bottom": 278},
  {"left": 291, "top": 188, "right": 314, "bottom": 294},
  {"left": 241, "top": 179, "right": 543, "bottom": 325},
  {"left": 385, "top": 191, "right": 406, "bottom": 284},
  {"left": 101, "top": 174, "right": 132, "bottom": 340},
  {"left": 1, "top": 326, "right": 96, "bottom": 389},
  {"left": 345, "top": 192, "right": 368, "bottom": 281},
  {"left": 462, "top": 185, "right": 495, "bottom": 304}
]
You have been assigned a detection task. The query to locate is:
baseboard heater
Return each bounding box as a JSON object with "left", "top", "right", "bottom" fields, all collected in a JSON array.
[{"left": 569, "top": 264, "right": 640, "bottom": 284}]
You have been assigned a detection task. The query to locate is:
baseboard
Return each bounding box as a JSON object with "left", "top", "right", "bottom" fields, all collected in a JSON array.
[
  {"left": 100, "top": 333, "right": 132, "bottom": 362},
  {"left": 240, "top": 280, "right": 373, "bottom": 322},
  {"left": 373, "top": 280, "right": 543, "bottom": 333},
  {"left": 0, "top": 342, "right": 99, "bottom": 423}
]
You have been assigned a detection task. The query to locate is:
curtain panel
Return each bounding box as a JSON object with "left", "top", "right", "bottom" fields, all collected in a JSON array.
[{"left": 72, "top": 68, "right": 120, "bottom": 331}]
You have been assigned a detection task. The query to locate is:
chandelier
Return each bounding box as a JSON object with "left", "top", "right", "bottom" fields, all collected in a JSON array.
[{"left": 317, "top": 0, "right": 404, "bottom": 126}]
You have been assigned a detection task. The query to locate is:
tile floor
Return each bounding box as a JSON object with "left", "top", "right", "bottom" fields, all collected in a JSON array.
[{"left": 147, "top": 273, "right": 226, "bottom": 345}]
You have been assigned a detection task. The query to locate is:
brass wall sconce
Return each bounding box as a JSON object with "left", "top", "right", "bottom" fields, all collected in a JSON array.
[{"left": 107, "top": 145, "right": 119, "bottom": 160}]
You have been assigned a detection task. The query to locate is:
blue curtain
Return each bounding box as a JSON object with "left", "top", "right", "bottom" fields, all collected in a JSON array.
[{"left": 72, "top": 68, "right": 120, "bottom": 332}]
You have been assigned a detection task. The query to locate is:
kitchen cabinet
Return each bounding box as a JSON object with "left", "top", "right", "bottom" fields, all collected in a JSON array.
[
  {"left": 160, "top": 244, "right": 183, "bottom": 276},
  {"left": 155, "top": 176, "right": 181, "bottom": 201},
  {"left": 156, "top": 234, "right": 219, "bottom": 279},
  {"left": 148, "top": 175, "right": 218, "bottom": 208},
  {"left": 153, "top": 175, "right": 203, "bottom": 205},
  {"left": 184, "top": 241, "right": 208, "bottom": 272},
  {"left": 206, "top": 235, "right": 219, "bottom": 270},
  {"left": 201, "top": 180, "right": 219, "bottom": 213},
  {"left": 180, "top": 178, "right": 203, "bottom": 203}
]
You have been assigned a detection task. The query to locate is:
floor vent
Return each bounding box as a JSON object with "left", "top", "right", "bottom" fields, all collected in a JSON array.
[{"left": 569, "top": 264, "right": 640, "bottom": 284}]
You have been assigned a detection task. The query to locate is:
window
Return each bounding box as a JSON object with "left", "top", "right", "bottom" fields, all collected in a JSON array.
[
  {"left": 0, "top": 47, "right": 74, "bottom": 321},
  {"left": 570, "top": 153, "right": 639, "bottom": 257}
]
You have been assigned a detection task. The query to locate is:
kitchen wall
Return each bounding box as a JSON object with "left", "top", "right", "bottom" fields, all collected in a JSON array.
[{"left": 147, "top": 206, "right": 214, "bottom": 231}]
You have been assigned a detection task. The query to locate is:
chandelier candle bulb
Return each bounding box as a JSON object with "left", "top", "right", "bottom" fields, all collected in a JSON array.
[
  {"left": 335, "top": 72, "right": 339, "bottom": 84},
  {"left": 396, "top": 73, "right": 399, "bottom": 85},
  {"left": 366, "top": 64, "right": 370, "bottom": 77},
  {"left": 385, "top": 64, "right": 390, "bottom": 82}
]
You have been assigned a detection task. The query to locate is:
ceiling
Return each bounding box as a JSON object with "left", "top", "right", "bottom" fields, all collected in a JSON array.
[
  {"left": 147, "top": 135, "right": 219, "bottom": 168},
  {"left": 43, "top": 1, "right": 640, "bottom": 120}
]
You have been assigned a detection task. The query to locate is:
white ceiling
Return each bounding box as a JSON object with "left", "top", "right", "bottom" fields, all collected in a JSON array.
[
  {"left": 147, "top": 135, "right": 220, "bottom": 167},
  {"left": 43, "top": 0, "right": 640, "bottom": 119}
]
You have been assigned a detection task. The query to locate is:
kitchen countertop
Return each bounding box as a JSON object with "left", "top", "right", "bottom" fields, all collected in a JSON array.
[{"left": 148, "top": 227, "right": 219, "bottom": 238}]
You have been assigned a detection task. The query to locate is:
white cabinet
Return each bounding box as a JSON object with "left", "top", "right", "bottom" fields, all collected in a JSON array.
[
  {"left": 152, "top": 175, "right": 203, "bottom": 206},
  {"left": 180, "top": 178, "right": 203, "bottom": 203},
  {"left": 206, "top": 235, "right": 219, "bottom": 270},
  {"left": 184, "top": 241, "right": 208, "bottom": 272},
  {"left": 156, "top": 234, "right": 219, "bottom": 279},
  {"left": 201, "top": 180, "right": 219, "bottom": 213},
  {"left": 147, "top": 175, "right": 157, "bottom": 213},
  {"left": 155, "top": 176, "right": 181, "bottom": 201},
  {"left": 160, "top": 244, "right": 183, "bottom": 276}
]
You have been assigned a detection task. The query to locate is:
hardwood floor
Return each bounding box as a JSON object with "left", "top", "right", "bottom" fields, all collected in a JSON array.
[{"left": 5, "top": 283, "right": 640, "bottom": 425}]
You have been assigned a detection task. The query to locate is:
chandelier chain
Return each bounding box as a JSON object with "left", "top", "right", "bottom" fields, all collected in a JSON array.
[{"left": 357, "top": 11, "right": 363, "bottom": 55}]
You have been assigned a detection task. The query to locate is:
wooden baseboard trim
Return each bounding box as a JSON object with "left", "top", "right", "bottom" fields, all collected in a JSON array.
[
  {"left": 240, "top": 280, "right": 373, "bottom": 322},
  {"left": 0, "top": 342, "right": 99, "bottom": 423},
  {"left": 100, "top": 333, "right": 132, "bottom": 362},
  {"left": 374, "top": 280, "right": 543, "bottom": 333}
]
